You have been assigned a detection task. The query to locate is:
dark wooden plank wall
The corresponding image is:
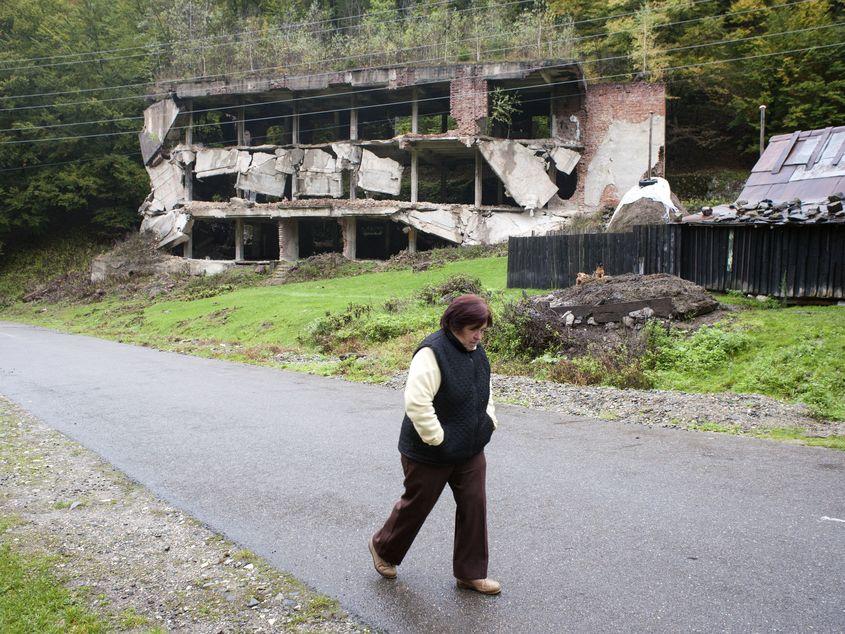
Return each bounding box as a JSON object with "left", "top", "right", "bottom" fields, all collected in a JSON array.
[{"left": 507, "top": 224, "right": 845, "bottom": 299}]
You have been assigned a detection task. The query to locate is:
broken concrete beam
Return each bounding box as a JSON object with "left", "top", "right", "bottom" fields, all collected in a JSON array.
[
  {"left": 393, "top": 207, "right": 464, "bottom": 244},
  {"left": 140, "top": 209, "right": 193, "bottom": 249},
  {"left": 357, "top": 149, "right": 403, "bottom": 196},
  {"left": 139, "top": 98, "right": 180, "bottom": 165},
  {"left": 550, "top": 147, "right": 580, "bottom": 175},
  {"left": 236, "top": 152, "right": 287, "bottom": 197},
  {"left": 145, "top": 160, "right": 185, "bottom": 212},
  {"left": 195, "top": 148, "right": 252, "bottom": 178},
  {"left": 463, "top": 209, "right": 569, "bottom": 245},
  {"left": 477, "top": 139, "right": 559, "bottom": 209}
]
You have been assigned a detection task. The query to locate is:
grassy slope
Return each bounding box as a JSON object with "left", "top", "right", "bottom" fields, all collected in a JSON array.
[{"left": 1, "top": 255, "right": 843, "bottom": 421}]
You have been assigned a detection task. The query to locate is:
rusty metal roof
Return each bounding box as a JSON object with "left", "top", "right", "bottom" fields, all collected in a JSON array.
[{"left": 738, "top": 125, "right": 845, "bottom": 204}]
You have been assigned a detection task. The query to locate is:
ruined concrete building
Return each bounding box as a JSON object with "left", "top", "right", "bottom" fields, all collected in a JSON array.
[{"left": 138, "top": 61, "right": 666, "bottom": 262}]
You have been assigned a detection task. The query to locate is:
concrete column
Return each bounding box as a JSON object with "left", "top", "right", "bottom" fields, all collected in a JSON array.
[
  {"left": 183, "top": 235, "right": 193, "bottom": 259},
  {"left": 411, "top": 88, "right": 419, "bottom": 134},
  {"left": 291, "top": 104, "right": 300, "bottom": 144},
  {"left": 550, "top": 87, "right": 559, "bottom": 138},
  {"left": 408, "top": 227, "right": 417, "bottom": 254},
  {"left": 410, "top": 148, "right": 419, "bottom": 203},
  {"left": 234, "top": 218, "right": 244, "bottom": 261},
  {"left": 184, "top": 101, "right": 194, "bottom": 204},
  {"left": 340, "top": 217, "right": 357, "bottom": 260},
  {"left": 278, "top": 218, "right": 299, "bottom": 262},
  {"left": 474, "top": 147, "right": 483, "bottom": 208},
  {"left": 349, "top": 95, "right": 359, "bottom": 201},
  {"left": 237, "top": 105, "right": 246, "bottom": 146}
]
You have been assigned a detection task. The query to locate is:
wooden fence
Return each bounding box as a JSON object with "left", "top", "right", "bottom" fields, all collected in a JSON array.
[{"left": 507, "top": 224, "right": 845, "bottom": 299}]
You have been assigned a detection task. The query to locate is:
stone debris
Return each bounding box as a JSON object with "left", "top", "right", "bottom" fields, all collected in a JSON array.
[
  {"left": 550, "top": 147, "right": 581, "bottom": 175},
  {"left": 144, "top": 160, "right": 185, "bottom": 212},
  {"left": 140, "top": 209, "right": 193, "bottom": 249}
]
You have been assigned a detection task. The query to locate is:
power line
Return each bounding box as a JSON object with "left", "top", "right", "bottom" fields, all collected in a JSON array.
[
  {"left": 3, "top": 21, "right": 841, "bottom": 137},
  {"left": 1, "top": 40, "right": 841, "bottom": 149},
  {"left": 1, "top": 0, "right": 813, "bottom": 103}
]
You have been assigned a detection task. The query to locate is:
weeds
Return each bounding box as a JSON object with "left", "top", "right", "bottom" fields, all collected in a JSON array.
[{"left": 417, "top": 274, "right": 485, "bottom": 304}]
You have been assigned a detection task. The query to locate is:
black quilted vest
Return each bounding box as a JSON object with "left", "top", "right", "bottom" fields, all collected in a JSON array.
[{"left": 398, "top": 328, "right": 493, "bottom": 465}]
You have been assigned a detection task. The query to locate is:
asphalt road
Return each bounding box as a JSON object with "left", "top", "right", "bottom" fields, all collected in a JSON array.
[{"left": 1, "top": 321, "right": 844, "bottom": 632}]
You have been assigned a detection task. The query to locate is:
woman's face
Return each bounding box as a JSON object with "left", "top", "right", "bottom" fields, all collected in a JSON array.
[{"left": 452, "top": 323, "right": 488, "bottom": 351}]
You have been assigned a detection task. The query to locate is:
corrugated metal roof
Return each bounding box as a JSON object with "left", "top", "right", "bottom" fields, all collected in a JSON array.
[{"left": 738, "top": 126, "right": 845, "bottom": 204}]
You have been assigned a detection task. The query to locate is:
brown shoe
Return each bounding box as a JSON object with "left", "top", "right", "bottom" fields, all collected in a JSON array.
[
  {"left": 456, "top": 578, "right": 501, "bottom": 595},
  {"left": 368, "top": 537, "right": 397, "bottom": 579}
]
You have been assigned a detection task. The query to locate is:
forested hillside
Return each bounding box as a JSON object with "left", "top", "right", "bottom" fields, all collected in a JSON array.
[{"left": 1, "top": 0, "right": 842, "bottom": 255}]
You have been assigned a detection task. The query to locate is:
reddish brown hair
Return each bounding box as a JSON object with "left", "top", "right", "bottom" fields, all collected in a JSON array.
[{"left": 440, "top": 294, "right": 493, "bottom": 331}]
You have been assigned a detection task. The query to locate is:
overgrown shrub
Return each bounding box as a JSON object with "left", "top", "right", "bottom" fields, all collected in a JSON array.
[
  {"left": 301, "top": 304, "right": 432, "bottom": 353},
  {"left": 549, "top": 343, "right": 652, "bottom": 389},
  {"left": 417, "top": 275, "right": 485, "bottom": 305},
  {"left": 485, "top": 299, "right": 564, "bottom": 359}
]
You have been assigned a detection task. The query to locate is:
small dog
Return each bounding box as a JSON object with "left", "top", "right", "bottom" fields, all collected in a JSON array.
[{"left": 594, "top": 263, "right": 605, "bottom": 279}]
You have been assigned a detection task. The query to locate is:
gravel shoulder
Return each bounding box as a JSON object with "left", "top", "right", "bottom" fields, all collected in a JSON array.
[
  {"left": 384, "top": 372, "right": 845, "bottom": 438},
  {"left": 0, "top": 396, "right": 367, "bottom": 633}
]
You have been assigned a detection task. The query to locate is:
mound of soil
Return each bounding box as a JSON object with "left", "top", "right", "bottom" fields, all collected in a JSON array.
[{"left": 538, "top": 273, "right": 719, "bottom": 318}]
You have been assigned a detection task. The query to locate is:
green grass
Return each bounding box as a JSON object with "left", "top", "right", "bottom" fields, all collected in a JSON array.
[
  {"left": 647, "top": 301, "right": 845, "bottom": 420},
  {"left": 2, "top": 252, "right": 843, "bottom": 423},
  {"left": 678, "top": 422, "right": 845, "bottom": 450},
  {"left": 0, "top": 520, "right": 107, "bottom": 634}
]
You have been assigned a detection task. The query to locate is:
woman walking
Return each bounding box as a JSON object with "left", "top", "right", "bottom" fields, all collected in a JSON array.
[{"left": 369, "top": 294, "right": 501, "bottom": 595}]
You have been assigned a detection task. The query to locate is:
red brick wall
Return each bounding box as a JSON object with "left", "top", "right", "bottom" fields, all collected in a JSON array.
[
  {"left": 577, "top": 82, "right": 666, "bottom": 207},
  {"left": 450, "top": 68, "right": 488, "bottom": 135}
]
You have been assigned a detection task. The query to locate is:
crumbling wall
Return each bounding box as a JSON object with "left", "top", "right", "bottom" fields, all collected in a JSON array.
[
  {"left": 450, "top": 68, "right": 488, "bottom": 135},
  {"left": 579, "top": 82, "right": 666, "bottom": 209}
]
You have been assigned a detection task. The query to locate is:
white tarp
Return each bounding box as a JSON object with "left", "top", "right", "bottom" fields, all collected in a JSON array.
[{"left": 358, "top": 149, "right": 403, "bottom": 196}]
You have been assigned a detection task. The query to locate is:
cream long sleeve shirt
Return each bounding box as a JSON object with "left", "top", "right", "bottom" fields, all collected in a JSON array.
[{"left": 404, "top": 347, "right": 498, "bottom": 446}]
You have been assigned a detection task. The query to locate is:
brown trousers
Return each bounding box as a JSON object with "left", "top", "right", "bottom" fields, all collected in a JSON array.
[{"left": 372, "top": 451, "right": 488, "bottom": 580}]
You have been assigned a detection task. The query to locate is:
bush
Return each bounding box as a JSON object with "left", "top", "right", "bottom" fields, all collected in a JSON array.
[
  {"left": 549, "top": 341, "right": 652, "bottom": 389},
  {"left": 301, "top": 304, "right": 432, "bottom": 353},
  {"left": 485, "top": 299, "right": 564, "bottom": 359},
  {"left": 417, "top": 274, "right": 485, "bottom": 305}
]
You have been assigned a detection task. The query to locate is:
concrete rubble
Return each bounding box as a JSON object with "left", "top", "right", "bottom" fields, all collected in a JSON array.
[
  {"left": 274, "top": 147, "right": 304, "bottom": 174},
  {"left": 550, "top": 147, "right": 580, "bottom": 175},
  {"left": 140, "top": 209, "right": 193, "bottom": 249}
]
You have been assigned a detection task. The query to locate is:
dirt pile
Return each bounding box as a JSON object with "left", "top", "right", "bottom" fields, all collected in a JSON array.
[{"left": 535, "top": 273, "right": 719, "bottom": 319}]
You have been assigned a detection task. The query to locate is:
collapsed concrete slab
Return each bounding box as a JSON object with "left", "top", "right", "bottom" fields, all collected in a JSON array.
[
  {"left": 331, "top": 142, "right": 362, "bottom": 169},
  {"left": 274, "top": 147, "right": 304, "bottom": 174},
  {"left": 477, "top": 139, "right": 558, "bottom": 210},
  {"left": 140, "top": 209, "right": 193, "bottom": 249},
  {"left": 145, "top": 160, "right": 185, "bottom": 212},
  {"left": 550, "top": 147, "right": 580, "bottom": 175},
  {"left": 358, "top": 149, "right": 403, "bottom": 196},
  {"left": 296, "top": 149, "right": 342, "bottom": 197},
  {"left": 195, "top": 148, "right": 251, "bottom": 178},
  {"left": 139, "top": 98, "right": 180, "bottom": 165},
  {"left": 236, "top": 152, "right": 286, "bottom": 197}
]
